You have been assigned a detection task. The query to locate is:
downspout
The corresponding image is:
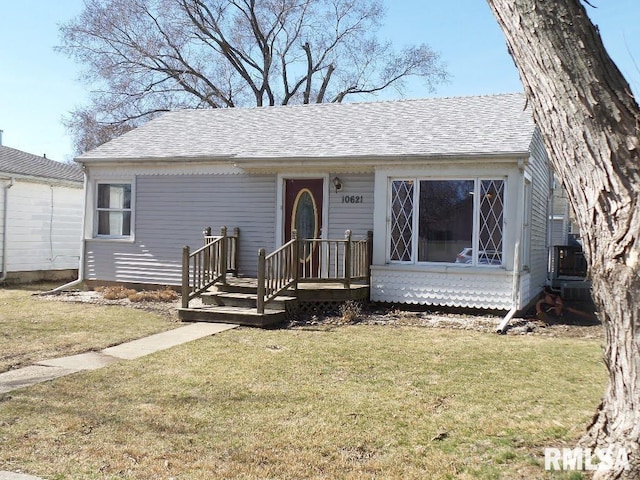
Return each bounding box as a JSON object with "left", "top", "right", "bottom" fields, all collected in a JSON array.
[
  {"left": 41, "top": 166, "right": 88, "bottom": 295},
  {"left": 497, "top": 241, "right": 521, "bottom": 334},
  {"left": 0, "top": 177, "right": 15, "bottom": 283},
  {"left": 497, "top": 159, "right": 525, "bottom": 334}
]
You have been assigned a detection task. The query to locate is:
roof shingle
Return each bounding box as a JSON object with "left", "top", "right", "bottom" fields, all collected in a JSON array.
[
  {"left": 0, "top": 145, "right": 83, "bottom": 182},
  {"left": 79, "top": 93, "right": 534, "bottom": 162}
]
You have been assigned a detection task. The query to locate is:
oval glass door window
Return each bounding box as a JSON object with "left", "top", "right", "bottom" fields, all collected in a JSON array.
[
  {"left": 292, "top": 188, "right": 318, "bottom": 240},
  {"left": 292, "top": 188, "right": 319, "bottom": 263}
]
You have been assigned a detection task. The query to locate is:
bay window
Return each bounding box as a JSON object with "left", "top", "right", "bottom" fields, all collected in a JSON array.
[
  {"left": 389, "top": 178, "right": 505, "bottom": 266},
  {"left": 96, "top": 183, "right": 132, "bottom": 237}
]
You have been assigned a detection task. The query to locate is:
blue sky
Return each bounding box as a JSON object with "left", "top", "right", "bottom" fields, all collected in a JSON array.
[{"left": 0, "top": 1, "right": 638, "bottom": 163}]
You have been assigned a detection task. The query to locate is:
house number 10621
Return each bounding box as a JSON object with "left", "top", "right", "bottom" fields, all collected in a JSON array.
[{"left": 341, "top": 195, "right": 364, "bottom": 204}]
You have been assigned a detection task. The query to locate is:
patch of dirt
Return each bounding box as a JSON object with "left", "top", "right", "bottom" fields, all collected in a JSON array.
[
  {"left": 289, "top": 301, "right": 603, "bottom": 339},
  {"left": 44, "top": 290, "right": 603, "bottom": 339},
  {"left": 41, "top": 290, "right": 182, "bottom": 321}
]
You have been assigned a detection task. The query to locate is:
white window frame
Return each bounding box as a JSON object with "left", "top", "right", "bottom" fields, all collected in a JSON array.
[
  {"left": 93, "top": 180, "right": 135, "bottom": 240},
  {"left": 387, "top": 176, "right": 506, "bottom": 267}
]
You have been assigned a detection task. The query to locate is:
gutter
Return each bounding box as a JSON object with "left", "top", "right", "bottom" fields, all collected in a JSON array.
[
  {"left": 0, "top": 177, "right": 15, "bottom": 282},
  {"left": 40, "top": 168, "right": 88, "bottom": 295},
  {"left": 76, "top": 151, "right": 532, "bottom": 166}
]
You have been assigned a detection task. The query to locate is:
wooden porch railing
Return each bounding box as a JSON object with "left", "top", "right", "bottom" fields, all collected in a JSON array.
[
  {"left": 256, "top": 232, "right": 299, "bottom": 314},
  {"left": 257, "top": 230, "right": 373, "bottom": 314},
  {"left": 204, "top": 226, "right": 240, "bottom": 276},
  {"left": 181, "top": 226, "right": 239, "bottom": 308},
  {"left": 299, "top": 230, "right": 373, "bottom": 287}
]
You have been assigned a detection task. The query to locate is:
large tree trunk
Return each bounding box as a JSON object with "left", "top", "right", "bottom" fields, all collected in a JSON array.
[{"left": 486, "top": 1, "right": 640, "bottom": 478}]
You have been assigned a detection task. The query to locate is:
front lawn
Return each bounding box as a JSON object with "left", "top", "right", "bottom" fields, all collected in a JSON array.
[
  {"left": 0, "top": 284, "right": 178, "bottom": 372},
  {"left": 0, "top": 320, "right": 606, "bottom": 479}
]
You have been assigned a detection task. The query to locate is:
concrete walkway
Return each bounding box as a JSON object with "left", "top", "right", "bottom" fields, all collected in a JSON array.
[
  {"left": 0, "top": 322, "right": 238, "bottom": 480},
  {"left": 0, "top": 322, "right": 237, "bottom": 395},
  {"left": 0, "top": 472, "right": 45, "bottom": 480}
]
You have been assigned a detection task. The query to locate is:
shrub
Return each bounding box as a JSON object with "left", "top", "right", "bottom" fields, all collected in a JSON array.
[
  {"left": 96, "top": 286, "right": 179, "bottom": 303},
  {"left": 128, "top": 288, "right": 179, "bottom": 303},
  {"left": 339, "top": 300, "right": 362, "bottom": 323},
  {"left": 97, "top": 286, "right": 137, "bottom": 300}
]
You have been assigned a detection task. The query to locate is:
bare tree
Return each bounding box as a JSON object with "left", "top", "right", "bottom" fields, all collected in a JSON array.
[
  {"left": 487, "top": 0, "right": 639, "bottom": 478},
  {"left": 58, "top": 0, "right": 447, "bottom": 153}
]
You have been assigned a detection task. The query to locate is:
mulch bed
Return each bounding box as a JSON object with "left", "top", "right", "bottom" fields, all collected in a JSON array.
[
  {"left": 44, "top": 290, "right": 603, "bottom": 339},
  {"left": 289, "top": 300, "right": 603, "bottom": 339}
]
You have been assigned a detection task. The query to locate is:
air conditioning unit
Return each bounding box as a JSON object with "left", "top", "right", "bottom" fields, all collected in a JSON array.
[
  {"left": 549, "top": 245, "right": 590, "bottom": 299},
  {"left": 553, "top": 246, "right": 587, "bottom": 279}
]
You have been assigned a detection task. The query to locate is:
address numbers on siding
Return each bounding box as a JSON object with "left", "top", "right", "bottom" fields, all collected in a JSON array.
[{"left": 341, "top": 195, "right": 364, "bottom": 204}]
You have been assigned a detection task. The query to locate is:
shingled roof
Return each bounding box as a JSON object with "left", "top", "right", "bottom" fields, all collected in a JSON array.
[
  {"left": 0, "top": 145, "right": 83, "bottom": 183},
  {"left": 78, "top": 93, "right": 535, "bottom": 162}
]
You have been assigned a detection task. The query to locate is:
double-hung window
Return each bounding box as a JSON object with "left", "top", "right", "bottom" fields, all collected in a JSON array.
[
  {"left": 389, "top": 178, "right": 505, "bottom": 266},
  {"left": 96, "top": 183, "right": 132, "bottom": 238}
]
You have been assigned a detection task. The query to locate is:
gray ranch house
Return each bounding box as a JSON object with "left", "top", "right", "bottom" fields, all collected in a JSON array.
[{"left": 75, "top": 93, "right": 552, "bottom": 325}]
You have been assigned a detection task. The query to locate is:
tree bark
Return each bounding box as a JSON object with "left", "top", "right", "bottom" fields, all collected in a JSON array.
[{"left": 486, "top": 1, "right": 640, "bottom": 478}]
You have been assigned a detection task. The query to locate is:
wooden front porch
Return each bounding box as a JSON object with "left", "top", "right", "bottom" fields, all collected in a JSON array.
[{"left": 178, "top": 227, "right": 373, "bottom": 327}]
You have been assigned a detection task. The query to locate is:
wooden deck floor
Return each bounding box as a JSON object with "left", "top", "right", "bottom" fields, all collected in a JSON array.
[{"left": 217, "top": 277, "right": 370, "bottom": 302}]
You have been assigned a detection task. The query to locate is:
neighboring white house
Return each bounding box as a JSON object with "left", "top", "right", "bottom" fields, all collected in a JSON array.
[
  {"left": 75, "top": 93, "right": 553, "bottom": 311},
  {"left": 0, "top": 144, "right": 84, "bottom": 283}
]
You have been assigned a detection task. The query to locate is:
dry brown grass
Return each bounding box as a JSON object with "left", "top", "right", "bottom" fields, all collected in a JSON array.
[
  {"left": 95, "top": 285, "right": 179, "bottom": 303},
  {"left": 128, "top": 288, "right": 179, "bottom": 303},
  {"left": 95, "top": 285, "right": 137, "bottom": 300},
  {"left": 0, "top": 284, "right": 178, "bottom": 372},
  {"left": 0, "top": 322, "right": 606, "bottom": 479}
]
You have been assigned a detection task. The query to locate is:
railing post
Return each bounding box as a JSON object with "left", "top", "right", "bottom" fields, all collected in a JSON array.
[
  {"left": 203, "top": 226, "right": 212, "bottom": 282},
  {"left": 292, "top": 229, "right": 299, "bottom": 290},
  {"left": 233, "top": 227, "right": 240, "bottom": 277},
  {"left": 344, "top": 230, "right": 352, "bottom": 289},
  {"left": 257, "top": 248, "right": 266, "bottom": 314},
  {"left": 182, "top": 245, "right": 190, "bottom": 309},
  {"left": 367, "top": 230, "right": 373, "bottom": 284},
  {"left": 220, "top": 226, "right": 228, "bottom": 284}
]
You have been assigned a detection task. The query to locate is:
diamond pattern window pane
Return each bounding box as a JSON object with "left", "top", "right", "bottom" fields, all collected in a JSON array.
[
  {"left": 390, "top": 180, "right": 414, "bottom": 261},
  {"left": 478, "top": 180, "right": 505, "bottom": 265}
]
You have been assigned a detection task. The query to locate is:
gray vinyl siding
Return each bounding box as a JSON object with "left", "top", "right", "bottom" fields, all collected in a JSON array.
[
  {"left": 524, "top": 129, "right": 552, "bottom": 305},
  {"left": 327, "top": 172, "right": 375, "bottom": 239},
  {"left": 85, "top": 174, "right": 277, "bottom": 284}
]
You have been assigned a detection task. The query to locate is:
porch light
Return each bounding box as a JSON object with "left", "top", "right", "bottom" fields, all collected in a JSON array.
[{"left": 332, "top": 176, "right": 343, "bottom": 192}]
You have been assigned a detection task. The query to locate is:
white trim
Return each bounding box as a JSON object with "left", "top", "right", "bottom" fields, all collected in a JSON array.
[
  {"left": 0, "top": 172, "right": 82, "bottom": 188},
  {"left": 275, "top": 173, "right": 329, "bottom": 247},
  {"left": 90, "top": 177, "right": 136, "bottom": 242},
  {"left": 78, "top": 162, "right": 243, "bottom": 177},
  {"left": 78, "top": 152, "right": 530, "bottom": 166},
  {"left": 384, "top": 175, "right": 507, "bottom": 268}
]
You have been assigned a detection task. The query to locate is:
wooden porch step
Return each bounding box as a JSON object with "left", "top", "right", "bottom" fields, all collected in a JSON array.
[
  {"left": 178, "top": 305, "right": 286, "bottom": 327},
  {"left": 181, "top": 277, "right": 369, "bottom": 328},
  {"left": 202, "top": 291, "right": 297, "bottom": 309},
  {"left": 213, "top": 277, "right": 259, "bottom": 295}
]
